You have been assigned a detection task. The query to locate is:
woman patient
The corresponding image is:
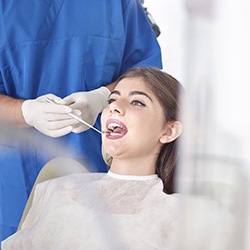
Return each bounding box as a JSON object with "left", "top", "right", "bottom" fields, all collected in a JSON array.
[{"left": 2, "top": 67, "right": 183, "bottom": 249}]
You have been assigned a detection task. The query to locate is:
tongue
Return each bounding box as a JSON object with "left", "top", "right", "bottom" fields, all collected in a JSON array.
[{"left": 113, "top": 127, "right": 124, "bottom": 134}]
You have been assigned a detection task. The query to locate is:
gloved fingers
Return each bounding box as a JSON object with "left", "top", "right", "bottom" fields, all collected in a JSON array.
[
  {"left": 63, "top": 87, "right": 110, "bottom": 134},
  {"left": 63, "top": 94, "right": 78, "bottom": 105},
  {"left": 63, "top": 93, "right": 89, "bottom": 107},
  {"left": 23, "top": 99, "right": 72, "bottom": 115},
  {"left": 45, "top": 119, "right": 79, "bottom": 130},
  {"left": 21, "top": 94, "right": 83, "bottom": 137},
  {"left": 33, "top": 118, "right": 79, "bottom": 138},
  {"left": 45, "top": 113, "right": 80, "bottom": 122},
  {"left": 48, "top": 95, "right": 67, "bottom": 105},
  {"left": 38, "top": 125, "right": 74, "bottom": 138},
  {"left": 66, "top": 101, "right": 89, "bottom": 112},
  {"left": 42, "top": 103, "right": 72, "bottom": 114},
  {"left": 71, "top": 109, "right": 82, "bottom": 117},
  {"left": 37, "top": 94, "right": 67, "bottom": 105}
]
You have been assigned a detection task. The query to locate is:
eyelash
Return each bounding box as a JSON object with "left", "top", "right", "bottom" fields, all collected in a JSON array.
[
  {"left": 131, "top": 100, "right": 145, "bottom": 106},
  {"left": 108, "top": 98, "right": 116, "bottom": 104},
  {"left": 108, "top": 98, "right": 145, "bottom": 107}
]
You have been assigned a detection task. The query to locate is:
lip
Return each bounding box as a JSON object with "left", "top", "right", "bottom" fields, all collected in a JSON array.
[{"left": 104, "top": 118, "right": 128, "bottom": 139}]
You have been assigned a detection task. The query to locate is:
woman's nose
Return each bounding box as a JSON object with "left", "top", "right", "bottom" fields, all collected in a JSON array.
[{"left": 109, "top": 100, "right": 125, "bottom": 115}]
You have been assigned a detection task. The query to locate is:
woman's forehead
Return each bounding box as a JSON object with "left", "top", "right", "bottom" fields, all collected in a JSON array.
[{"left": 115, "top": 77, "right": 152, "bottom": 93}]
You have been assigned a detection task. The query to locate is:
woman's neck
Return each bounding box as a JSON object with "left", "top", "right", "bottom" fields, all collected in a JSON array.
[{"left": 109, "top": 158, "right": 156, "bottom": 176}]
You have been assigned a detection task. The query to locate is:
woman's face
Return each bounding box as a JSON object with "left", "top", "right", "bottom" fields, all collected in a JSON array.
[{"left": 101, "top": 77, "right": 168, "bottom": 162}]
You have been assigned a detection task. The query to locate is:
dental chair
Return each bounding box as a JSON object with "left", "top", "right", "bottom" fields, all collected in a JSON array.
[{"left": 17, "top": 157, "right": 89, "bottom": 230}]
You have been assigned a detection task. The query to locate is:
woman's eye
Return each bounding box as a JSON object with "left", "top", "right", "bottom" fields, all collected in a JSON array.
[
  {"left": 108, "top": 98, "right": 116, "bottom": 104},
  {"left": 131, "top": 100, "right": 145, "bottom": 106}
]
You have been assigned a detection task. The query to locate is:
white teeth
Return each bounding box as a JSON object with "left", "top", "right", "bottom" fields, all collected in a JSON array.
[
  {"left": 109, "top": 132, "right": 120, "bottom": 136},
  {"left": 107, "top": 122, "right": 123, "bottom": 131}
]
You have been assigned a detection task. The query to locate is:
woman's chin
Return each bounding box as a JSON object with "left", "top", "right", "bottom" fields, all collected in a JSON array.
[{"left": 104, "top": 147, "right": 123, "bottom": 159}]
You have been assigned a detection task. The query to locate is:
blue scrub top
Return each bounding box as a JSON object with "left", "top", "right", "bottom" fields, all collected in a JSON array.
[{"left": 0, "top": 0, "right": 162, "bottom": 241}]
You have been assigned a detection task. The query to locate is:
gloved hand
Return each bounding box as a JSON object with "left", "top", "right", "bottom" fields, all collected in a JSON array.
[
  {"left": 63, "top": 87, "right": 110, "bottom": 133},
  {"left": 22, "top": 94, "right": 80, "bottom": 137}
]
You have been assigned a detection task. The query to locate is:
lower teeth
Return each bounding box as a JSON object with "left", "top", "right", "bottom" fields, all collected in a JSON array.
[{"left": 110, "top": 132, "right": 120, "bottom": 135}]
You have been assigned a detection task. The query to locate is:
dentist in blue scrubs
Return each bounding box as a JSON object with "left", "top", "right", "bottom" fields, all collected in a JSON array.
[{"left": 0, "top": 0, "right": 162, "bottom": 242}]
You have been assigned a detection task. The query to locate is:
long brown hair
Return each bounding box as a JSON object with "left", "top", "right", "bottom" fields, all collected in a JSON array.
[{"left": 115, "top": 67, "right": 183, "bottom": 194}]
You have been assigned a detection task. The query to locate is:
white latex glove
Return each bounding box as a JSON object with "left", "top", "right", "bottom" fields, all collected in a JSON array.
[
  {"left": 22, "top": 94, "right": 80, "bottom": 137},
  {"left": 63, "top": 87, "right": 110, "bottom": 133}
]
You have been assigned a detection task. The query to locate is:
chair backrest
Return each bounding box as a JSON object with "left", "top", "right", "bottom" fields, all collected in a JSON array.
[{"left": 18, "top": 157, "right": 89, "bottom": 230}]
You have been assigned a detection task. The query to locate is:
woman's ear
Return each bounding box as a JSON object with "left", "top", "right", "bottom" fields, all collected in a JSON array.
[{"left": 160, "top": 121, "right": 182, "bottom": 144}]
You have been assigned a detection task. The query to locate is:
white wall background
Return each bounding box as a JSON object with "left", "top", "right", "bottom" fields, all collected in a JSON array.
[{"left": 144, "top": 1, "right": 250, "bottom": 249}]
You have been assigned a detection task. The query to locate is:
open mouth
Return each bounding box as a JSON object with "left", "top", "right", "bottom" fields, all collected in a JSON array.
[
  {"left": 107, "top": 123, "right": 125, "bottom": 134},
  {"left": 105, "top": 119, "right": 128, "bottom": 138}
]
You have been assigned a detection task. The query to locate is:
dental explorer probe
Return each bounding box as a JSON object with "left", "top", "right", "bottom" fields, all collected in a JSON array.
[{"left": 45, "top": 97, "right": 105, "bottom": 135}]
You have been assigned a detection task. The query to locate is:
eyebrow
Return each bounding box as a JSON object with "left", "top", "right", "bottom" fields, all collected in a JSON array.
[{"left": 110, "top": 90, "right": 153, "bottom": 102}]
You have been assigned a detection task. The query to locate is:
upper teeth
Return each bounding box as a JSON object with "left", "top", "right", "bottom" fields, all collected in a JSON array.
[{"left": 108, "top": 123, "right": 123, "bottom": 131}]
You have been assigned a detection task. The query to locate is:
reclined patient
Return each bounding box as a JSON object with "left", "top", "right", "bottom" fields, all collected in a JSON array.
[{"left": 2, "top": 67, "right": 229, "bottom": 249}]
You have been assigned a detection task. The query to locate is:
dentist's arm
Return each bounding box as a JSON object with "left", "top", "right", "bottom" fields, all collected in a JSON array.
[{"left": 0, "top": 94, "right": 26, "bottom": 128}]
